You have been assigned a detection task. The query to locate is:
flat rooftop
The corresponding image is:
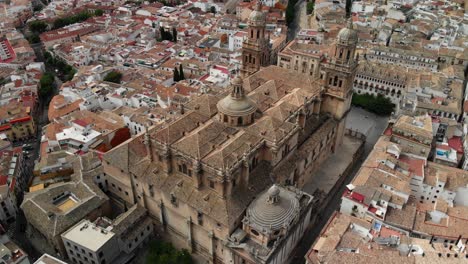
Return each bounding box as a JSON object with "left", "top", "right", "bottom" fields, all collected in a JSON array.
[
  {"left": 34, "top": 254, "right": 67, "bottom": 264},
  {"left": 61, "top": 220, "right": 115, "bottom": 252},
  {"left": 34, "top": 254, "right": 68, "bottom": 264}
]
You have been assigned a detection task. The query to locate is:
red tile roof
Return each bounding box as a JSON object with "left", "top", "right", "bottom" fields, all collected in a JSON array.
[
  {"left": 10, "top": 116, "right": 31, "bottom": 124},
  {"left": 73, "top": 119, "right": 88, "bottom": 127},
  {"left": 448, "top": 136, "right": 463, "bottom": 153},
  {"left": 350, "top": 192, "right": 365, "bottom": 203},
  {"left": 0, "top": 124, "right": 11, "bottom": 132},
  {"left": 399, "top": 155, "right": 424, "bottom": 177},
  {"left": 0, "top": 176, "right": 7, "bottom": 186},
  {"left": 383, "top": 127, "right": 393, "bottom": 136},
  {"left": 0, "top": 39, "right": 16, "bottom": 63}
]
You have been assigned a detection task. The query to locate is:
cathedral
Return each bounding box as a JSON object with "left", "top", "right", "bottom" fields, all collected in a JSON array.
[{"left": 103, "top": 4, "right": 358, "bottom": 263}]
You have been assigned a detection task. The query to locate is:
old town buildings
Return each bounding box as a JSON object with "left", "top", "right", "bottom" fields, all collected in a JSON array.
[
  {"left": 306, "top": 114, "right": 468, "bottom": 263},
  {"left": 102, "top": 5, "right": 358, "bottom": 262}
]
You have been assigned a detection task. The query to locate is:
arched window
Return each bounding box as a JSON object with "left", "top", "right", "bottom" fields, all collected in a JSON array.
[
  {"left": 333, "top": 76, "right": 338, "bottom": 86},
  {"left": 237, "top": 117, "right": 242, "bottom": 125},
  {"left": 257, "top": 30, "right": 259, "bottom": 39},
  {"left": 339, "top": 49, "right": 343, "bottom": 59},
  {"left": 346, "top": 50, "right": 351, "bottom": 61}
]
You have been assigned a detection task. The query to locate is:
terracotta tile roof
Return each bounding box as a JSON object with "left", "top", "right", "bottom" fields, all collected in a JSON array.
[{"left": 48, "top": 95, "right": 84, "bottom": 121}]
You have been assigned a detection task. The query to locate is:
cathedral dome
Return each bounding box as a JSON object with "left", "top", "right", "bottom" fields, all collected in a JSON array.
[
  {"left": 337, "top": 19, "right": 358, "bottom": 45},
  {"left": 217, "top": 76, "right": 257, "bottom": 118},
  {"left": 248, "top": 2, "right": 266, "bottom": 26},
  {"left": 245, "top": 185, "right": 300, "bottom": 233},
  {"left": 217, "top": 96, "right": 257, "bottom": 116}
]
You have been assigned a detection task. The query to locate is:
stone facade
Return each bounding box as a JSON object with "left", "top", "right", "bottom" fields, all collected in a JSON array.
[
  {"left": 241, "top": 2, "right": 270, "bottom": 77},
  {"left": 102, "top": 15, "right": 358, "bottom": 264}
]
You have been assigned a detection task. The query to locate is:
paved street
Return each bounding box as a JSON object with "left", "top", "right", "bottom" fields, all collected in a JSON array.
[
  {"left": 346, "top": 106, "right": 389, "bottom": 155},
  {"left": 288, "top": 0, "right": 307, "bottom": 40}
]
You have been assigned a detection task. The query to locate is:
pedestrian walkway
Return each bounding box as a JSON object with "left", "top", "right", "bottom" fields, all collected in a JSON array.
[{"left": 303, "top": 135, "right": 363, "bottom": 195}]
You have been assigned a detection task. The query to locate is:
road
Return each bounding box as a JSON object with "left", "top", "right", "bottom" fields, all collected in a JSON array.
[
  {"left": 290, "top": 107, "right": 388, "bottom": 263},
  {"left": 6, "top": 24, "right": 56, "bottom": 263},
  {"left": 287, "top": 0, "right": 312, "bottom": 40}
]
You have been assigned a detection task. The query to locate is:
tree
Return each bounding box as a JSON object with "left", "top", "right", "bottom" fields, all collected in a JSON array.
[
  {"left": 27, "top": 35, "right": 41, "bottom": 44},
  {"left": 351, "top": 93, "right": 395, "bottom": 116},
  {"left": 52, "top": 10, "right": 99, "bottom": 29},
  {"left": 65, "top": 68, "right": 77, "bottom": 81},
  {"left": 39, "top": 72, "right": 55, "bottom": 98},
  {"left": 173, "top": 67, "right": 180, "bottom": 82},
  {"left": 179, "top": 64, "right": 185, "bottom": 80},
  {"left": 95, "top": 9, "right": 104, "bottom": 16},
  {"left": 159, "top": 27, "right": 165, "bottom": 41},
  {"left": 103, "top": 71, "right": 123, "bottom": 84},
  {"left": 145, "top": 240, "right": 193, "bottom": 264},
  {"left": 29, "top": 20, "right": 48, "bottom": 33},
  {"left": 159, "top": 27, "right": 173, "bottom": 41},
  {"left": 285, "top": 0, "right": 297, "bottom": 25},
  {"left": 210, "top": 6, "right": 216, "bottom": 14},
  {"left": 172, "top": 27, "right": 177, "bottom": 43},
  {"left": 306, "top": 2, "right": 314, "bottom": 15}
]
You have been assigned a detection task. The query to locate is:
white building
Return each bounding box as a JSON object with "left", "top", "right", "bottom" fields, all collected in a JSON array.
[
  {"left": 61, "top": 205, "right": 153, "bottom": 264},
  {"left": 62, "top": 219, "right": 119, "bottom": 264},
  {"left": 365, "top": 46, "right": 438, "bottom": 72},
  {"left": 34, "top": 254, "right": 68, "bottom": 264},
  {"left": 228, "top": 31, "right": 247, "bottom": 51},
  {"left": 55, "top": 120, "right": 101, "bottom": 152}
]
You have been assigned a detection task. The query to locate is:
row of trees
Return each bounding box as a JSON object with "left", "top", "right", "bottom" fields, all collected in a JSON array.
[
  {"left": 39, "top": 72, "right": 55, "bottom": 98},
  {"left": 53, "top": 9, "right": 104, "bottom": 29},
  {"left": 44, "top": 52, "right": 76, "bottom": 81},
  {"left": 286, "top": 0, "right": 299, "bottom": 25},
  {"left": 307, "top": 2, "right": 314, "bottom": 15},
  {"left": 29, "top": 9, "right": 104, "bottom": 33},
  {"left": 351, "top": 93, "right": 395, "bottom": 116},
  {"left": 159, "top": 27, "right": 177, "bottom": 42},
  {"left": 173, "top": 64, "right": 185, "bottom": 82},
  {"left": 27, "top": 9, "right": 104, "bottom": 44},
  {"left": 145, "top": 240, "right": 192, "bottom": 264}
]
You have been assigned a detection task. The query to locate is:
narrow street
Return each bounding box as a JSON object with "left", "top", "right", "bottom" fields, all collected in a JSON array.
[
  {"left": 7, "top": 24, "right": 56, "bottom": 263},
  {"left": 287, "top": 0, "right": 310, "bottom": 40}
]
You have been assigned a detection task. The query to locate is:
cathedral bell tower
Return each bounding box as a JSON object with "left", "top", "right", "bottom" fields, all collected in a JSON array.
[
  {"left": 241, "top": 1, "right": 270, "bottom": 77},
  {"left": 321, "top": 18, "right": 358, "bottom": 148}
]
